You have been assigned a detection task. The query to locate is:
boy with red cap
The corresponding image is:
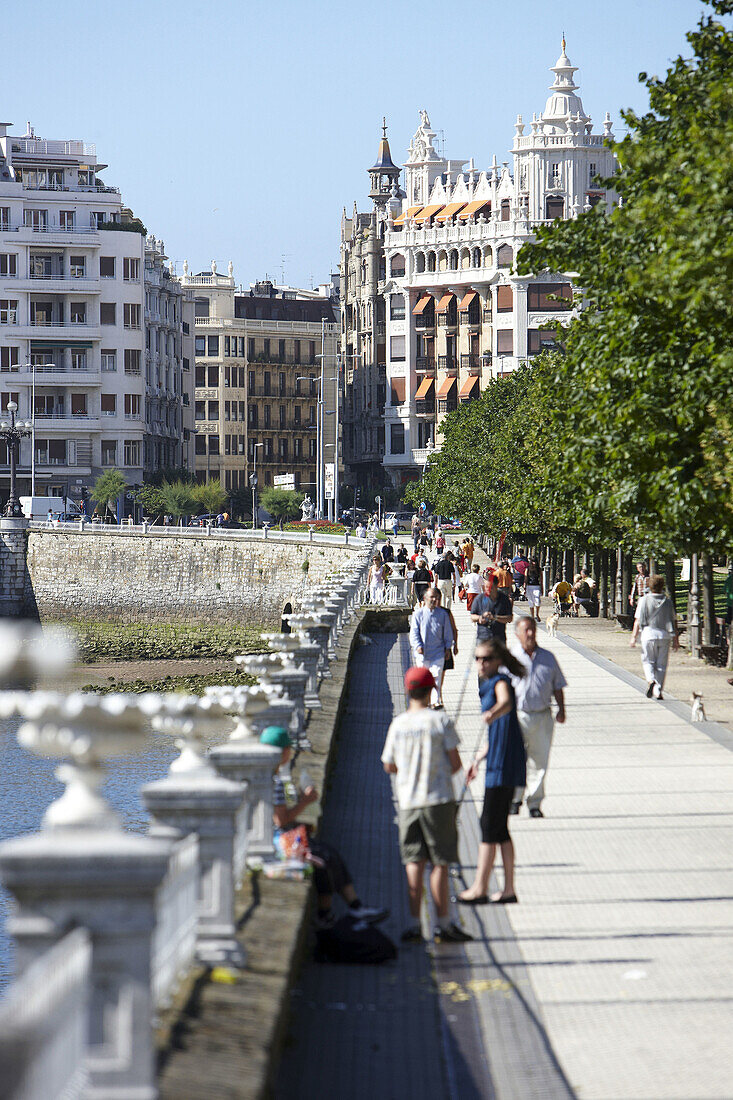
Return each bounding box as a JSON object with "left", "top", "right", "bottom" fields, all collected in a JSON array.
[{"left": 382, "top": 667, "right": 473, "bottom": 944}]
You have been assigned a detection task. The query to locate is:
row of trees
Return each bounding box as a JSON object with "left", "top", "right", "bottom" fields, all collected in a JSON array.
[{"left": 405, "top": 2, "right": 733, "bottom": 649}]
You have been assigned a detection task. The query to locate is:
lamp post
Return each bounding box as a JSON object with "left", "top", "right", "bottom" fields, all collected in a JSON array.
[
  {"left": 250, "top": 441, "right": 263, "bottom": 529},
  {"left": 0, "top": 402, "right": 33, "bottom": 517}
]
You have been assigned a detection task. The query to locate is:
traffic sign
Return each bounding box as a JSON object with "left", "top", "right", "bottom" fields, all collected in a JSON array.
[
  {"left": 274, "top": 473, "right": 295, "bottom": 489},
  {"left": 324, "top": 463, "right": 335, "bottom": 500}
]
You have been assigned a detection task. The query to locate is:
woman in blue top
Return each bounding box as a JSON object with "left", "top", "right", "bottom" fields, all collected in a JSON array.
[{"left": 458, "top": 638, "right": 526, "bottom": 905}]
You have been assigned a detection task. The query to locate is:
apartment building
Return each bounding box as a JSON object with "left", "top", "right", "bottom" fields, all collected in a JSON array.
[
  {"left": 181, "top": 264, "right": 338, "bottom": 502},
  {"left": 0, "top": 121, "right": 194, "bottom": 507},
  {"left": 144, "top": 237, "right": 195, "bottom": 472},
  {"left": 381, "top": 42, "right": 618, "bottom": 486}
]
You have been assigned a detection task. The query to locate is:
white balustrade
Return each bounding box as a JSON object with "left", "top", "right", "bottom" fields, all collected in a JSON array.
[{"left": 151, "top": 832, "right": 199, "bottom": 1010}]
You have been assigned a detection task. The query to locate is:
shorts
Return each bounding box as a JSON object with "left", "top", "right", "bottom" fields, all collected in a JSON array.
[
  {"left": 398, "top": 803, "right": 458, "bottom": 865},
  {"left": 526, "top": 585, "right": 541, "bottom": 608},
  {"left": 480, "top": 786, "right": 514, "bottom": 844}
]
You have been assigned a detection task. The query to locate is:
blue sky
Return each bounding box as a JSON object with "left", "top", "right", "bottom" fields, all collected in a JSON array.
[{"left": 4, "top": 0, "right": 712, "bottom": 286}]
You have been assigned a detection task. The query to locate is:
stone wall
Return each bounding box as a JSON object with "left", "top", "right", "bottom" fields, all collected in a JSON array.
[
  {"left": 0, "top": 520, "right": 29, "bottom": 618},
  {"left": 24, "top": 529, "right": 358, "bottom": 626}
]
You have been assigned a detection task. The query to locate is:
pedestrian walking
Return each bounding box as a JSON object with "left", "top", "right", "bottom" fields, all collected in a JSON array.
[
  {"left": 367, "top": 553, "right": 386, "bottom": 604},
  {"left": 509, "top": 616, "right": 566, "bottom": 817},
  {"left": 411, "top": 556, "right": 433, "bottom": 605},
  {"left": 458, "top": 638, "right": 527, "bottom": 905},
  {"left": 525, "top": 558, "right": 542, "bottom": 621},
  {"left": 463, "top": 563, "right": 484, "bottom": 611},
  {"left": 381, "top": 537, "right": 395, "bottom": 563},
  {"left": 470, "top": 574, "right": 513, "bottom": 643},
  {"left": 411, "top": 514, "right": 421, "bottom": 552},
  {"left": 630, "top": 561, "right": 650, "bottom": 611},
  {"left": 629, "top": 574, "right": 679, "bottom": 699},
  {"left": 409, "top": 586, "right": 455, "bottom": 707},
  {"left": 382, "top": 666, "right": 472, "bottom": 945},
  {"left": 433, "top": 550, "right": 456, "bottom": 609}
]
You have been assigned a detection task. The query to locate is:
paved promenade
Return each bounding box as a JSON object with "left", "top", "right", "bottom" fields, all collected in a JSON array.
[{"left": 277, "top": 546, "right": 733, "bottom": 1099}]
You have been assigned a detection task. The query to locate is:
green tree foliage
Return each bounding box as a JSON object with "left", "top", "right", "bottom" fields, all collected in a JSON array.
[
  {"left": 133, "top": 483, "right": 165, "bottom": 519},
  {"left": 259, "top": 487, "right": 302, "bottom": 524},
  {"left": 159, "top": 480, "right": 196, "bottom": 520},
  {"left": 516, "top": 0, "right": 733, "bottom": 553},
  {"left": 91, "top": 470, "right": 127, "bottom": 516},
  {"left": 192, "top": 479, "right": 228, "bottom": 515}
]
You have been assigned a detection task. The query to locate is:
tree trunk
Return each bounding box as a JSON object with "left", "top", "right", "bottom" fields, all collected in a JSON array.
[
  {"left": 600, "top": 549, "right": 609, "bottom": 618},
  {"left": 615, "top": 548, "right": 623, "bottom": 615},
  {"left": 621, "top": 554, "right": 632, "bottom": 612},
  {"left": 702, "top": 552, "right": 716, "bottom": 646},
  {"left": 564, "top": 548, "right": 573, "bottom": 579},
  {"left": 690, "top": 553, "right": 701, "bottom": 658},
  {"left": 649, "top": 555, "right": 657, "bottom": 576},
  {"left": 665, "top": 556, "right": 676, "bottom": 608}
]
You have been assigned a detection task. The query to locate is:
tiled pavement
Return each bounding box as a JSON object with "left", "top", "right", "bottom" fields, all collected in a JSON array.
[{"left": 276, "top": 543, "right": 733, "bottom": 1099}]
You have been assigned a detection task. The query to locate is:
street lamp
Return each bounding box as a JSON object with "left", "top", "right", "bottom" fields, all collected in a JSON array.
[
  {"left": 0, "top": 402, "right": 33, "bottom": 517},
  {"left": 250, "top": 442, "right": 263, "bottom": 529}
]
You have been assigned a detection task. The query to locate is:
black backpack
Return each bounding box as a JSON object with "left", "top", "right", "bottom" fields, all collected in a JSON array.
[{"left": 315, "top": 916, "right": 398, "bottom": 964}]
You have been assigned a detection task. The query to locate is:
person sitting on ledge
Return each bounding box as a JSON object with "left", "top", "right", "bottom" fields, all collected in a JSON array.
[{"left": 261, "top": 726, "right": 388, "bottom": 929}]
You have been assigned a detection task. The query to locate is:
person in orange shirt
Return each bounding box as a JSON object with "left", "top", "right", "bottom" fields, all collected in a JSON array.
[{"left": 494, "top": 560, "right": 514, "bottom": 603}]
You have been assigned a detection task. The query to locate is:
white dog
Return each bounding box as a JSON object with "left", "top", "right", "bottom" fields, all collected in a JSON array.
[
  {"left": 546, "top": 612, "right": 559, "bottom": 638},
  {"left": 690, "top": 692, "right": 706, "bottom": 722}
]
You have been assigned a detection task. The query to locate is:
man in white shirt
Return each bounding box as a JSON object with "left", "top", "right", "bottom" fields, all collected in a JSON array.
[
  {"left": 510, "top": 616, "right": 567, "bottom": 818},
  {"left": 382, "top": 666, "right": 471, "bottom": 945}
]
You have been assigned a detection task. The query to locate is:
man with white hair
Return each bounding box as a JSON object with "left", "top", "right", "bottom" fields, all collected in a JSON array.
[{"left": 410, "top": 587, "right": 455, "bottom": 707}]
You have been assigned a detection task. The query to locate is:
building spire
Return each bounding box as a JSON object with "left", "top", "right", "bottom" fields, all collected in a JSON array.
[
  {"left": 561, "top": 31, "right": 566, "bottom": 53},
  {"left": 382, "top": 116, "right": 387, "bottom": 140}
]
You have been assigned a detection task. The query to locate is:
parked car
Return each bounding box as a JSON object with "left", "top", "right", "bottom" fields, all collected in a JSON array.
[
  {"left": 385, "top": 511, "right": 413, "bottom": 532},
  {"left": 187, "top": 514, "right": 218, "bottom": 527}
]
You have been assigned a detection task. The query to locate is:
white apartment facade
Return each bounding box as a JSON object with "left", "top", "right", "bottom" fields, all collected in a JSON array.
[
  {"left": 382, "top": 42, "right": 618, "bottom": 486},
  {"left": 0, "top": 121, "right": 193, "bottom": 509}
]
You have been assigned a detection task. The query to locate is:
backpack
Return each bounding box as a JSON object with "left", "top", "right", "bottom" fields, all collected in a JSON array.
[{"left": 315, "top": 915, "right": 398, "bottom": 964}]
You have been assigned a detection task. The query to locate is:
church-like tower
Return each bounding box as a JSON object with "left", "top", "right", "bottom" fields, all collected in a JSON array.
[{"left": 368, "top": 119, "right": 401, "bottom": 208}]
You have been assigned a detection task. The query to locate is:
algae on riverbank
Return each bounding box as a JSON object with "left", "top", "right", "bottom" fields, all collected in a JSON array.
[{"left": 56, "top": 621, "right": 268, "bottom": 662}]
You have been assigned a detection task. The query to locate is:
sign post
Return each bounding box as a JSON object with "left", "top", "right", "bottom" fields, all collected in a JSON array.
[{"left": 274, "top": 473, "right": 296, "bottom": 491}]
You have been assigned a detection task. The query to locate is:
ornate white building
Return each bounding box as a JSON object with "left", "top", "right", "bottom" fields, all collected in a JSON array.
[{"left": 381, "top": 41, "right": 618, "bottom": 486}]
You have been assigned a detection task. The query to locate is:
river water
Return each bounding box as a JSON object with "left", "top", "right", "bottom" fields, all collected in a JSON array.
[{"left": 0, "top": 716, "right": 178, "bottom": 991}]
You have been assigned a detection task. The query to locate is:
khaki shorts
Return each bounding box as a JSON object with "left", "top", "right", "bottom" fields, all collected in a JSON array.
[{"left": 398, "top": 802, "right": 458, "bottom": 866}]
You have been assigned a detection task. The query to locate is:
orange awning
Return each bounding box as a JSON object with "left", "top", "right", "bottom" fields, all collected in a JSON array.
[
  {"left": 393, "top": 205, "right": 423, "bottom": 226},
  {"left": 459, "top": 375, "right": 479, "bottom": 398},
  {"left": 458, "top": 199, "right": 491, "bottom": 221},
  {"left": 413, "top": 204, "right": 445, "bottom": 224},
  {"left": 436, "top": 293, "right": 455, "bottom": 314},
  {"left": 412, "top": 294, "right": 434, "bottom": 315},
  {"left": 415, "top": 377, "right": 435, "bottom": 399},
  {"left": 459, "top": 290, "right": 478, "bottom": 310},
  {"left": 436, "top": 376, "right": 457, "bottom": 398},
  {"left": 435, "top": 202, "right": 467, "bottom": 223}
]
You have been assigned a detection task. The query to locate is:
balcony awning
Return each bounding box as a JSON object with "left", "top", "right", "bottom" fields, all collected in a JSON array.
[
  {"left": 415, "top": 377, "right": 435, "bottom": 399},
  {"left": 458, "top": 199, "right": 491, "bottom": 221},
  {"left": 412, "top": 294, "right": 434, "bottom": 315},
  {"left": 436, "top": 376, "right": 457, "bottom": 398},
  {"left": 435, "top": 202, "right": 467, "bottom": 223},
  {"left": 436, "top": 293, "right": 455, "bottom": 314},
  {"left": 459, "top": 290, "right": 478, "bottom": 311},
  {"left": 393, "top": 205, "right": 423, "bottom": 226},
  {"left": 459, "top": 374, "right": 479, "bottom": 399},
  {"left": 390, "top": 377, "right": 406, "bottom": 405},
  {"left": 413, "top": 204, "right": 444, "bottom": 224}
]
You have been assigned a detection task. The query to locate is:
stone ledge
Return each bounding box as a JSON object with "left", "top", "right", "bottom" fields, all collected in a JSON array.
[{"left": 156, "top": 609, "right": 365, "bottom": 1100}]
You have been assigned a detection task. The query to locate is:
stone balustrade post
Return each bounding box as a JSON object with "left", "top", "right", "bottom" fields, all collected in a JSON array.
[
  {"left": 141, "top": 771, "right": 247, "bottom": 967},
  {"left": 208, "top": 743, "right": 282, "bottom": 863},
  {"left": 0, "top": 516, "right": 29, "bottom": 618},
  {"left": 0, "top": 830, "right": 170, "bottom": 1100}
]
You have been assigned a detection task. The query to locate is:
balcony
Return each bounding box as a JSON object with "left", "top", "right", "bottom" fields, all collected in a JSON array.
[
  {"left": 415, "top": 315, "right": 435, "bottom": 332},
  {"left": 415, "top": 399, "right": 435, "bottom": 417},
  {"left": 438, "top": 356, "right": 457, "bottom": 374},
  {"left": 16, "top": 275, "right": 101, "bottom": 293},
  {"left": 14, "top": 320, "right": 102, "bottom": 341},
  {"left": 482, "top": 308, "right": 492, "bottom": 323},
  {"left": 437, "top": 314, "right": 457, "bottom": 329},
  {"left": 411, "top": 447, "right": 435, "bottom": 465},
  {"left": 415, "top": 357, "right": 436, "bottom": 374},
  {"left": 460, "top": 354, "right": 481, "bottom": 374}
]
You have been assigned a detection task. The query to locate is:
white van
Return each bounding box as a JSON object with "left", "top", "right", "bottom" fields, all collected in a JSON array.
[{"left": 19, "top": 496, "right": 83, "bottom": 520}]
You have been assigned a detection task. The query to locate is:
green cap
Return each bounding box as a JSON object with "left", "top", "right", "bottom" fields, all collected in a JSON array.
[{"left": 260, "top": 725, "right": 292, "bottom": 748}]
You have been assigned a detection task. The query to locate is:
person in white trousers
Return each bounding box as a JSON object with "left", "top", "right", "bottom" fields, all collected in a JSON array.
[
  {"left": 629, "top": 575, "right": 679, "bottom": 700},
  {"left": 509, "top": 616, "right": 567, "bottom": 818}
]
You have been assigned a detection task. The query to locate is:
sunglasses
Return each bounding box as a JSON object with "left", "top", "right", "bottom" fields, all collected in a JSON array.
[{"left": 475, "top": 655, "right": 497, "bottom": 663}]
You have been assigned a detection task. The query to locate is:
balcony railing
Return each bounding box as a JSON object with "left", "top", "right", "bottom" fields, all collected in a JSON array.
[
  {"left": 438, "top": 356, "right": 457, "bottom": 372},
  {"left": 460, "top": 355, "right": 481, "bottom": 373},
  {"left": 415, "top": 357, "right": 435, "bottom": 373},
  {"left": 415, "top": 399, "right": 435, "bottom": 417},
  {"left": 438, "top": 314, "right": 457, "bottom": 328},
  {"left": 415, "top": 315, "right": 435, "bottom": 331}
]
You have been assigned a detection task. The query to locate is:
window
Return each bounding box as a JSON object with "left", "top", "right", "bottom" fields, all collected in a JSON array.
[
  {"left": 1, "top": 347, "right": 19, "bottom": 371},
  {"left": 279, "top": 439, "right": 288, "bottom": 459},
  {"left": 195, "top": 335, "right": 206, "bottom": 356},
  {"left": 123, "top": 258, "right": 139, "bottom": 281},
  {"left": 59, "top": 210, "right": 75, "bottom": 229},
  {"left": 124, "top": 393, "right": 141, "bottom": 418},
  {"left": 500, "top": 199, "right": 511, "bottom": 222},
  {"left": 101, "top": 440, "right": 117, "bottom": 466},
  {"left": 497, "top": 330, "right": 513, "bottom": 354},
  {"left": 70, "top": 350, "right": 87, "bottom": 371},
  {"left": 294, "top": 405, "right": 301, "bottom": 425},
  {"left": 496, "top": 245, "right": 513, "bottom": 268},
  {"left": 550, "top": 162, "right": 561, "bottom": 186},
  {"left": 263, "top": 338, "right": 270, "bottom": 360},
  {"left": 390, "top": 424, "right": 405, "bottom": 454},
  {"left": 248, "top": 406, "right": 258, "bottom": 427},
  {"left": 0, "top": 300, "right": 18, "bottom": 324},
  {"left": 264, "top": 405, "right": 271, "bottom": 428},
  {"left": 279, "top": 404, "right": 286, "bottom": 427},
  {"left": 309, "top": 405, "right": 316, "bottom": 426},
  {"left": 195, "top": 400, "right": 206, "bottom": 420},
  {"left": 69, "top": 256, "right": 85, "bottom": 278},
  {"left": 589, "top": 162, "right": 597, "bottom": 185},
  {"left": 195, "top": 364, "right": 206, "bottom": 387},
  {"left": 390, "top": 254, "right": 406, "bottom": 278},
  {"left": 70, "top": 302, "right": 86, "bottom": 324},
  {"left": 194, "top": 297, "right": 209, "bottom": 318},
  {"left": 124, "top": 439, "right": 141, "bottom": 466},
  {"left": 207, "top": 364, "right": 218, "bottom": 386},
  {"left": 101, "top": 393, "right": 116, "bottom": 416},
  {"left": 207, "top": 335, "right": 219, "bottom": 357},
  {"left": 0, "top": 392, "right": 19, "bottom": 411},
  {"left": 309, "top": 438, "right": 317, "bottom": 459},
  {"left": 71, "top": 393, "right": 87, "bottom": 417},
  {"left": 279, "top": 339, "right": 286, "bottom": 361},
  {"left": 124, "top": 349, "right": 141, "bottom": 375},
  {"left": 545, "top": 197, "right": 564, "bottom": 220},
  {"left": 0, "top": 255, "right": 17, "bottom": 277},
  {"left": 309, "top": 341, "right": 316, "bottom": 364},
  {"left": 496, "top": 286, "right": 513, "bottom": 312},
  {"left": 123, "top": 304, "right": 141, "bottom": 329},
  {"left": 295, "top": 377, "right": 301, "bottom": 397},
  {"left": 527, "top": 283, "right": 572, "bottom": 310},
  {"left": 586, "top": 193, "right": 603, "bottom": 208},
  {"left": 100, "top": 256, "right": 115, "bottom": 278},
  {"left": 279, "top": 372, "right": 286, "bottom": 395},
  {"left": 208, "top": 401, "right": 219, "bottom": 420},
  {"left": 527, "top": 329, "right": 564, "bottom": 355},
  {"left": 294, "top": 438, "right": 302, "bottom": 458},
  {"left": 263, "top": 372, "right": 271, "bottom": 395},
  {"left": 101, "top": 349, "right": 116, "bottom": 372},
  {"left": 195, "top": 435, "right": 206, "bottom": 456},
  {"left": 0, "top": 208, "right": 9, "bottom": 230},
  {"left": 390, "top": 293, "right": 405, "bottom": 321},
  {"left": 24, "top": 210, "right": 48, "bottom": 230},
  {"left": 248, "top": 338, "right": 255, "bottom": 360},
  {"left": 208, "top": 436, "right": 219, "bottom": 455}
]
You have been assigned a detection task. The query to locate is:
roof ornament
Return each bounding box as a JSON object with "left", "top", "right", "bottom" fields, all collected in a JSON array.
[
  {"left": 228, "top": 260, "right": 234, "bottom": 277},
  {"left": 183, "top": 260, "right": 189, "bottom": 276},
  {"left": 211, "top": 259, "right": 217, "bottom": 274},
  {"left": 382, "top": 116, "right": 388, "bottom": 140}
]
